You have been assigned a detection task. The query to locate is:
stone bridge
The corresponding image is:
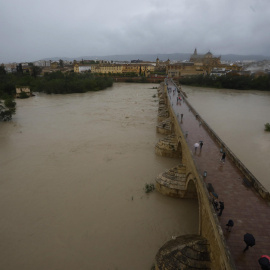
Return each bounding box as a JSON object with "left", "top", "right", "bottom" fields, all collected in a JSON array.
[{"left": 154, "top": 80, "right": 270, "bottom": 270}]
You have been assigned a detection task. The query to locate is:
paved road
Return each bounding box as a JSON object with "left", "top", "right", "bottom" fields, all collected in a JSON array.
[{"left": 167, "top": 80, "right": 270, "bottom": 270}]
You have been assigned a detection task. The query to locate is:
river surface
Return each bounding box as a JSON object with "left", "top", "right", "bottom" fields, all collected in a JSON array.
[
  {"left": 0, "top": 83, "right": 198, "bottom": 270},
  {"left": 182, "top": 85, "right": 270, "bottom": 192}
]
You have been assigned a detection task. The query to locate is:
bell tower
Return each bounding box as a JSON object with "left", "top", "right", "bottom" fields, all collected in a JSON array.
[{"left": 156, "top": 57, "right": 160, "bottom": 67}]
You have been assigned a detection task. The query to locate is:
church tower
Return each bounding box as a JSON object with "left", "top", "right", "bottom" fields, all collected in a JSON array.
[{"left": 156, "top": 57, "right": 160, "bottom": 67}]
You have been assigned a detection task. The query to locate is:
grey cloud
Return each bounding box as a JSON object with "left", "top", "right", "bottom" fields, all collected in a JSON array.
[{"left": 1, "top": 0, "right": 270, "bottom": 63}]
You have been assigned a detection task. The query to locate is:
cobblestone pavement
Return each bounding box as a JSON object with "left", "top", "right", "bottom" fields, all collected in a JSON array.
[{"left": 167, "top": 81, "right": 270, "bottom": 270}]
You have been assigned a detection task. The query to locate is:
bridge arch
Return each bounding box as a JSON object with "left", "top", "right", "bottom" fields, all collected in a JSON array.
[{"left": 185, "top": 173, "right": 198, "bottom": 199}]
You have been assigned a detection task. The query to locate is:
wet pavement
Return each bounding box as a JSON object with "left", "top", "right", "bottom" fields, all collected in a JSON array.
[{"left": 167, "top": 80, "right": 270, "bottom": 270}]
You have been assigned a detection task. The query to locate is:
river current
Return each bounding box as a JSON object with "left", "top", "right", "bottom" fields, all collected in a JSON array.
[
  {"left": 1, "top": 82, "right": 269, "bottom": 269},
  {"left": 0, "top": 83, "right": 198, "bottom": 270}
]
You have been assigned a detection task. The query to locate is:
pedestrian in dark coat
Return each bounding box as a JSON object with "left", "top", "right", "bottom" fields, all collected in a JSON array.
[
  {"left": 218, "top": 201, "right": 224, "bottom": 216},
  {"left": 226, "top": 219, "right": 234, "bottom": 232},
  {"left": 199, "top": 141, "right": 203, "bottom": 150},
  {"left": 221, "top": 152, "right": 226, "bottom": 163}
]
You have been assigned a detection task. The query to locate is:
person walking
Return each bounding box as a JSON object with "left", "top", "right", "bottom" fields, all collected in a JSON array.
[
  {"left": 258, "top": 255, "right": 270, "bottom": 270},
  {"left": 194, "top": 143, "right": 199, "bottom": 153},
  {"left": 199, "top": 141, "right": 203, "bottom": 150},
  {"left": 226, "top": 219, "right": 234, "bottom": 232},
  {"left": 218, "top": 201, "right": 224, "bottom": 216},
  {"left": 221, "top": 152, "right": 226, "bottom": 163},
  {"left": 243, "top": 233, "right": 255, "bottom": 252}
]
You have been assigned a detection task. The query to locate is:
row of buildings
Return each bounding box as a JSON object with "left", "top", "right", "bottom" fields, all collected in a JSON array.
[
  {"left": 167, "top": 49, "right": 242, "bottom": 77},
  {"left": 2, "top": 49, "right": 249, "bottom": 77},
  {"left": 73, "top": 50, "right": 243, "bottom": 77}
]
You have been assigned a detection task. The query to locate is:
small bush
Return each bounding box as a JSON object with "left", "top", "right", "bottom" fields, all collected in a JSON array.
[
  {"left": 19, "top": 92, "right": 30, "bottom": 99},
  {"left": 265, "top": 123, "right": 270, "bottom": 132},
  {"left": 145, "top": 183, "right": 155, "bottom": 193}
]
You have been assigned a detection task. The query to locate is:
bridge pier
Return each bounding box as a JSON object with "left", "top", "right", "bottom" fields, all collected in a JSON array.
[
  {"left": 155, "top": 234, "right": 211, "bottom": 270},
  {"left": 156, "top": 164, "right": 197, "bottom": 199},
  {"left": 156, "top": 117, "right": 173, "bottom": 135},
  {"left": 155, "top": 134, "right": 182, "bottom": 159}
]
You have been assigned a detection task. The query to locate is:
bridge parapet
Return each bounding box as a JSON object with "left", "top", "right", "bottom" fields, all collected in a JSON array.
[
  {"left": 174, "top": 82, "right": 270, "bottom": 201},
  {"left": 154, "top": 80, "right": 237, "bottom": 270}
]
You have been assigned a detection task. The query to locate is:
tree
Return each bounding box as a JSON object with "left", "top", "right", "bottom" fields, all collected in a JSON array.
[
  {"left": 0, "top": 98, "right": 16, "bottom": 121},
  {"left": 59, "top": 59, "right": 64, "bottom": 68},
  {"left": 4, "top": 98, "right": 16, "bottom": 110},
  {"left": 16, "top": 63, "right": 23, "bottom": 74},
  {"left": 0, "top": 65, "right": 6, "bottom": 75},
  {"left": 32, "top": 66, "right": 42, "bottom": 77},
  {"left": 19, "top": 91, "right": 30, "bottom": 99}
]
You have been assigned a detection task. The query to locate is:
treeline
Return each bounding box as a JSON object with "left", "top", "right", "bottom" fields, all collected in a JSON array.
[
  {"left": 0, "top": 70, "right": 113, "bottom": 96},
  {"left": 32, "top": 71, "right": 113, "bottom": 94},
  {"left": 179, "top": 74, "right": 270, "bottom": 91},
  {"left": 0, "top": 68, "right": 113, "bottom": 120},
  {"left": 0, "top": 66, "right": 16, "bottom": 121}
]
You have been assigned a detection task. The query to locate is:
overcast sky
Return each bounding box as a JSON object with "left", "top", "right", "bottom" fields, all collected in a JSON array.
[{"left": 1, "top": 0, "right": 270, "bottom": 63}]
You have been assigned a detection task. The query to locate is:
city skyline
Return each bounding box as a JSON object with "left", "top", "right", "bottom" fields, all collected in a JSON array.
[{"left": 1, "top": 0, "right": 270, "bottom": 63}]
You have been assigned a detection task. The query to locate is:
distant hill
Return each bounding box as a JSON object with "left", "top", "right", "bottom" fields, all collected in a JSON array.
[
  {"left": 220, "top": 54, "right": 270, "bottom": 62},
  {"left": 42, "top": 53, "right": 270, "bottom": 63}
]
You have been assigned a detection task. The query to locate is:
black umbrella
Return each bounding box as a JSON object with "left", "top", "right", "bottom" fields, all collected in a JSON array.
[
  {"left": 258, "top": 257, "right": 270, "bottom": 267},
  {"left": 244, "top": 233, "right": 255, "bottom": 247}
]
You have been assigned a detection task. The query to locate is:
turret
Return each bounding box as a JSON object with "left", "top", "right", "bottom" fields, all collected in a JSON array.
[{"left": 156, "top": 57, "right": 160, "bottom": 67}]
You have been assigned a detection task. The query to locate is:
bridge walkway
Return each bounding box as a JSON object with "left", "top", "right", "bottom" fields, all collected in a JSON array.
[{"left": 167, "top": 81, "right": 270, "bottom": 270}]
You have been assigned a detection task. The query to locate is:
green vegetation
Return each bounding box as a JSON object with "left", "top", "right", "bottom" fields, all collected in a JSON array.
[
  {"left": 0, "top": 67, "right": 113, "bottom": 120},
  {"left": 180, "top": 74, "right": 270, "bottom": 91},
  {"left": 0, "top": 70, "right": 113, "bottom": 95},
  {"left": 144, "top": 183, "right": 155, "bottom": 193},
  {"left": 265, "top": 123, "right": 270, "bottom": 132},
  {"left": 33, "top": 71, "right": 113, "bottom": 94},
  {"left": 19, "top": 91, "right": 30, "bottom": 99},
  {"left": 0, "top": 66, "right": 16, "bottom": 121}
]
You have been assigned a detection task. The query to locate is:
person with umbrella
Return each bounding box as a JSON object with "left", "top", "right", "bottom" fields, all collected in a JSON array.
[
  {"left": 243, "top": 233, "right": 255, "bottom": 252},
  {"left": 226, "top": 219, "right": 234, "bottom": 232},
  {"left": 218, "top": 201, "right": 224, "bottom": 216},
  {"left": 258, "top": 255, "right": 270, "bottom": 270},
  {"left": 194, "top": 142, "right": 199, "bottom": 153}
]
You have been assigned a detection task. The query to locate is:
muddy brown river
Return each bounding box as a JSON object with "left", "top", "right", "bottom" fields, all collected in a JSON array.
[{"left": 0, "top": 83, "right": 198, "bottom": 270}]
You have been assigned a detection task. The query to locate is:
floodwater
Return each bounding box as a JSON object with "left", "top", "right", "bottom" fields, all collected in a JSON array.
[
  {"left": 0, "top": 83, "right": 198, "bottom": 270},
  {"left": 182, "top": 85, "right": 270, "bottom": 192}
]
